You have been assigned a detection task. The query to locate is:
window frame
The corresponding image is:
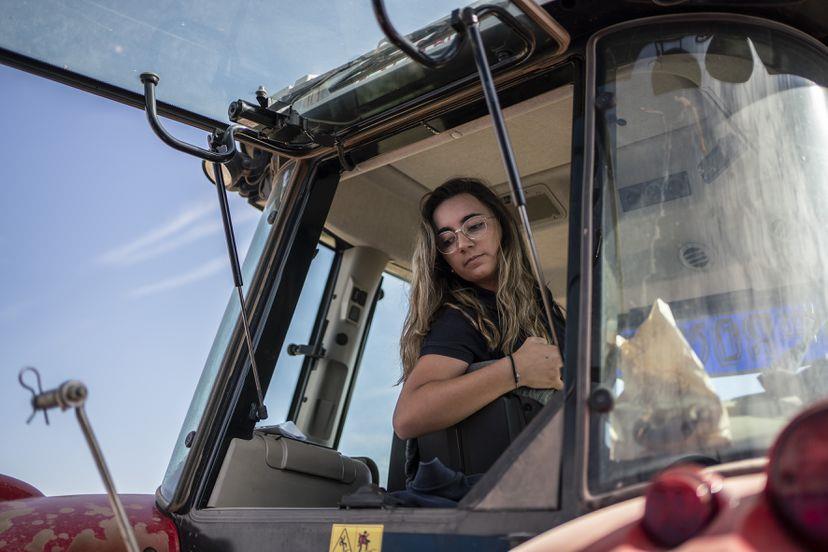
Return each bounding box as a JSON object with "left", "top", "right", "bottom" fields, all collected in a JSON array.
[{"left": 577, "top": 12, "right": 828, "bottom": 510}]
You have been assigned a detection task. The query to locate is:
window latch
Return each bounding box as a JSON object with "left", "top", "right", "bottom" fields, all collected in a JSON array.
[{"left": 287, "top": 343, "right": 327, "bottom": 360}]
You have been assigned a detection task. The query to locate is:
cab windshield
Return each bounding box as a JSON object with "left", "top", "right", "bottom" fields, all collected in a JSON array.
[
  {"left": 0, "top": 0, "right": 534, "bottom": 128},
  {"left": 590, "top": 19, "right": 828, "bottom": 494}
]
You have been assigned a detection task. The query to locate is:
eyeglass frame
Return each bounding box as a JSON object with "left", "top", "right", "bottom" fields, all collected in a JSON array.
[{"left": 435, "top": 215, "right": 497, "bottom": 254}]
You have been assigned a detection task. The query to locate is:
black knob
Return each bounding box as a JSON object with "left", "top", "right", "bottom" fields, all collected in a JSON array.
[{"left": 588, "top": 387, "right": 614, "bottom": 413}]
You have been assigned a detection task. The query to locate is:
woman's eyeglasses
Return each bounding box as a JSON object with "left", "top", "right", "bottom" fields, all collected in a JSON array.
[{"left": 436, "top": 215, "right": 494, "bottom": 254}]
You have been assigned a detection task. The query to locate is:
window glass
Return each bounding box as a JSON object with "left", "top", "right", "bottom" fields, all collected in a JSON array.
[
  {"left": 160, "top": 161, "right": 290, "bottom": 501},
  {"left": 258, "top": 245, "right": 336, "bottom": 423},
  {"left": 339, "top": 273, "right": 409, "bottom": 486},
  {"left": 0, "top": 0, "right": 503, "bottom": 124},
  {"left": 590, "top": 21, "right": 828, "bottom": 493}
]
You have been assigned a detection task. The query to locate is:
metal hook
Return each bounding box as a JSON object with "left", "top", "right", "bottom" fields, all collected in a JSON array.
[
  {"left": 139, "top": 72, "right": 240, "bottom": 163},
  {"left": 18, "top": 366, "right": 48, "bottom": 425}
]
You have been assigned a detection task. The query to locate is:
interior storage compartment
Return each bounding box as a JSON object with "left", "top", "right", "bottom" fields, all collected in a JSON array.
[{"left": 208, "top": 431, "right": 372, "bottom": 508}]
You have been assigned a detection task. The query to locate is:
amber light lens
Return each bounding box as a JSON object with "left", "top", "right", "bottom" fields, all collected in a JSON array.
[
  {"left": 642, "top": 464, "right": 723, "bottom": 548},
  {"left": 767, "top": 400, "right": 828, "bottom": 548}
]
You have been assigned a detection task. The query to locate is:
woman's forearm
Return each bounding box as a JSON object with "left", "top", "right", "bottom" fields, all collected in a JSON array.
[{"left": 393, "top": 357, "right": 515, "bottom": 439}]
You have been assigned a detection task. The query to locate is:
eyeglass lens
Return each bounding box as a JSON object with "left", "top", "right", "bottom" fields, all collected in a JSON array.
[{"left": 436, "top": 216, "right": 489, "bottom": 253}]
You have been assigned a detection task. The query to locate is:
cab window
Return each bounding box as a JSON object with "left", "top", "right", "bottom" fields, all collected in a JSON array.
[{"left": 338, "top": 274, "right": 409, "bottom": 487}]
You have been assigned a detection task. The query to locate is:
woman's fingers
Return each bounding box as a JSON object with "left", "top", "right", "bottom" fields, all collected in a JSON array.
[
  {"left": 513, "top": 337, "right": 564, "bottom": 390},
  {"left": 544, "top": 344, "right": 563, "bottom": 390}
]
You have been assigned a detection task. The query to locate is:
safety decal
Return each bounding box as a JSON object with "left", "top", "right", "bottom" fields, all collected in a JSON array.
[{"left": 329, "top": 523, "right": 383, "bottom": 552}]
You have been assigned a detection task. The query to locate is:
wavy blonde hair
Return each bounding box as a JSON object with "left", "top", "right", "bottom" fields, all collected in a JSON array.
[{"left": 399, "top": 178, "right": 550, "bottom": 381}]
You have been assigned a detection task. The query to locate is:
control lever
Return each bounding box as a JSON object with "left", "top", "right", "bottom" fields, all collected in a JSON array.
[
  {"left": 18, "top": 367, "right": 140, "bottom": 552},
  {"left": 140, "top": 72, "right": 267, "bottom": 421}
]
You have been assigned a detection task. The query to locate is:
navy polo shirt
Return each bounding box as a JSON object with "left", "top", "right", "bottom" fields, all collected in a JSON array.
[{"left": 419, "top": 286, "right": 565, "bottom": 364}]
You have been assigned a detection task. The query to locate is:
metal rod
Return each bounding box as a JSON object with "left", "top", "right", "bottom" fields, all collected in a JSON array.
[
  {"left": 236, "top": 286, "right": 267, "bottom": 420},
  {"left": 75, "top": 406, "right": 141, "bottom": 552},
  {"left": 212, "top": 157, "right": 268, "bottom": 421},
  {"left": 461, "top": 7, "right": 562, "bottom": 348}
]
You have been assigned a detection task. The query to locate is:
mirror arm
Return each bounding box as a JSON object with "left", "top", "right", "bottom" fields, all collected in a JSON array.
[{"left": 140, "top": 72, "right": 238, "bottom": 163}]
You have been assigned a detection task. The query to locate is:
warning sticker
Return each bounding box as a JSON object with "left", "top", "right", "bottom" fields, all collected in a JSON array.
[{"left": 329, "top": 524, "right": 383, "bottom": 552}]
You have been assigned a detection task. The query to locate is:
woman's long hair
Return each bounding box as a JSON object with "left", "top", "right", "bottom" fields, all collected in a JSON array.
[{"left": 399, "top": 178, "right": 550, "bottom": 381}]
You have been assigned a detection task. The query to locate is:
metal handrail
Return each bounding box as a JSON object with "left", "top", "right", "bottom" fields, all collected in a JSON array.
[
  {"left": 370, "top": 2, "right": 537, "bottom": 70},
  {"left": 140, "top": 72, "right": 239, "bottom": 163}
]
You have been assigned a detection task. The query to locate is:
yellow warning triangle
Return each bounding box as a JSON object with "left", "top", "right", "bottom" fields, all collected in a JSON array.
[{"left": 331, "top": 526, "right": 354, "bottom": 552}]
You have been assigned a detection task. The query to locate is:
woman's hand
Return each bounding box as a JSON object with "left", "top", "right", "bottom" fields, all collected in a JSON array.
[{"left": 512, "top": 336, "right": 563, "bottom": 390}]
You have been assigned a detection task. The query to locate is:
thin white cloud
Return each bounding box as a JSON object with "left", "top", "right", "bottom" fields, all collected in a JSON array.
[
  {"left": 97, "top": 199, "right": 259, "bottom": 267},
  {"left": 114, "top": 219, "right": 221, "bottom": 266},
  {"left": 129, "top": 257, "right": 226, "bottom": 298},
  {"left": 98, "top": 199, "right": 215, "bottom": 266}
]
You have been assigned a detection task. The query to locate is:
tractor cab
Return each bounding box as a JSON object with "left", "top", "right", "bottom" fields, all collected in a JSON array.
[{"left": 1, "top": 1, "right": 828, "bottom": 550}]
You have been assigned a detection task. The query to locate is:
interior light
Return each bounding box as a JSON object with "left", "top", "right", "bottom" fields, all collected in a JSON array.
[
  {"left": 766, "top": 399, "right": 828, "bottom": 549},
  {"left": 642, "top": 464, "right": 724, "bottom": 548}
]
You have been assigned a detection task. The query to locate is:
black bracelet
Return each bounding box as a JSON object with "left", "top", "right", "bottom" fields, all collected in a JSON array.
[{"left": 508, "top": 354, "right": 520, "bottom": 388}]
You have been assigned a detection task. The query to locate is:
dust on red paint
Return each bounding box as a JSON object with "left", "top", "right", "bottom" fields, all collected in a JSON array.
[{"left": 0, "top": 494, "right": 177, "bottom": 552}]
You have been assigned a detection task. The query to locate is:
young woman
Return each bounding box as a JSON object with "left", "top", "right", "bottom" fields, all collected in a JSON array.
[{"left": 394, "top": 178, "right": 565, "bottom": 441}]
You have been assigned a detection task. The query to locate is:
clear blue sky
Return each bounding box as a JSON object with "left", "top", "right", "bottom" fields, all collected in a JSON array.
[{"left": 0, "top": 63, "right": 260, "bottom": 496}]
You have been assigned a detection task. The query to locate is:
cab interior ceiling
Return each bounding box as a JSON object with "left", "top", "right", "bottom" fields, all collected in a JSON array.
[{"left": 324, "top": 84, "right": 574, "bottom": 304}]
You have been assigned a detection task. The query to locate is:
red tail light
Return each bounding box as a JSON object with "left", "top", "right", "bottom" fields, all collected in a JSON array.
[
  {"left": 766, "top": 399, "right": 828, "bottom": 549},
  {"left": 642, "top": 464, "right": 724, "bottom": 548}
]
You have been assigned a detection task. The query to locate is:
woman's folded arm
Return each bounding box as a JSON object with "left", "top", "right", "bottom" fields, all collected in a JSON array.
[{"left": 392, "top": 353, "right": 514, "bottom": 440}]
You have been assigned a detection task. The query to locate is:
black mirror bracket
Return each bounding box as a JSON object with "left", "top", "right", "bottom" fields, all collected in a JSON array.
[{"left": 139, "top": 72, "right": 268, "bottom": 422}]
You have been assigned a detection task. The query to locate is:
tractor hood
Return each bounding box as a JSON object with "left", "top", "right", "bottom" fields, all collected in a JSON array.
[{"left": 0, "top": 492, "right": 178, "bottom": 552}]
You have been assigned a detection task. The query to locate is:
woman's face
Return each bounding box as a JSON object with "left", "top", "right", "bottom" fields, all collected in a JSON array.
[{"left": 432, "top": 193, "right": 502, "bottom": 291}]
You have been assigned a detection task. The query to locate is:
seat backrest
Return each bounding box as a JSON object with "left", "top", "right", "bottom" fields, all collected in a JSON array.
[
  {"left": 417, "top": 392, "right": 542, "bottom": 475},
  {"left": 386, "top": 360, "right": 544, "bottom": 490},
  {"left": 386, "top": 433, "right": 409, "bottom": 492}
]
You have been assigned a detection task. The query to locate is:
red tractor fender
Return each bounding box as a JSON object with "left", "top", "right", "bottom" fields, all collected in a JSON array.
[
  {"left": 0, "top": 488, "right": 179, "bottom": 552},
  {"left": 0, "top": 475, "right": 44, "bottom": 502}
]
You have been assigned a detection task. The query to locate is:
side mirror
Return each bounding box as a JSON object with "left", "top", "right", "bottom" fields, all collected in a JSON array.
[{"left": 202, "top": 144, "right": 273, "bottom": 204}]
